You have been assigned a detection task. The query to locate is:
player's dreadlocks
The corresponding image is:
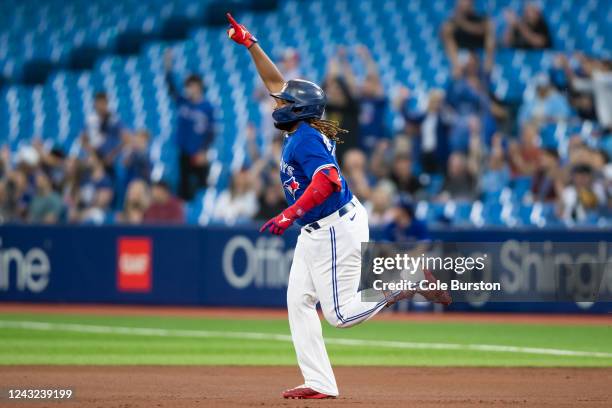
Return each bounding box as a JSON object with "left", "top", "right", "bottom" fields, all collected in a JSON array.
[{"left": 307, "top": 118, "right": 348, "bottom": 143}]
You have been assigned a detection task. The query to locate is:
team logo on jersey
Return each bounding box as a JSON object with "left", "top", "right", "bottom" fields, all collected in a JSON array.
[{"left": 283, "top": 176, "right": 300, "bottom": 199}]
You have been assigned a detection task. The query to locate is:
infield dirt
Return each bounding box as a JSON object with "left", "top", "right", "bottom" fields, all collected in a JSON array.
[{"left": 2, "top": 366, "right": 610, "bottom": 407}]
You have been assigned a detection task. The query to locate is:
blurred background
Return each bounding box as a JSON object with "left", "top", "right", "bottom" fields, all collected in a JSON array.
[{"left": 0, "top": 0, "right": 610, "bottom": 313}]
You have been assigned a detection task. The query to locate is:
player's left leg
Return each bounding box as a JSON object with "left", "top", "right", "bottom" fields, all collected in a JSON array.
[{"left": 287, "top": 232, "right": 339, "bottom": 396}]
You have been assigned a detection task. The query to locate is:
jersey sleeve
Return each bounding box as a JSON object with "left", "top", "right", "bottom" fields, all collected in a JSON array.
[{"left": 297, "top": 133, "right": 337, "bottom": 179}]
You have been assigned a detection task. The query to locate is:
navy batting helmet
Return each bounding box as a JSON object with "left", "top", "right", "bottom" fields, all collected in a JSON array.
[{"left": 270, "top": 79, "right": 326, "bottom": 124}]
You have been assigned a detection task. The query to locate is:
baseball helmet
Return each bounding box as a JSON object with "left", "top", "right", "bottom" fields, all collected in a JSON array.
[{"left": 270, "top": 79, "right": 326, "bottom": 124}]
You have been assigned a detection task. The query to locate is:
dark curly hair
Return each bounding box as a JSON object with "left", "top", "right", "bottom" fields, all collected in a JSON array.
[{"left": 307, "top": 118, "right": 348, "bottom": 143}]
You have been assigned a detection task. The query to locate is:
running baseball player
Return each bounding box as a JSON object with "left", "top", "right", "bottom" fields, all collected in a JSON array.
[{"left": 226, "top": 13, "right": 451, "bottom": 399}]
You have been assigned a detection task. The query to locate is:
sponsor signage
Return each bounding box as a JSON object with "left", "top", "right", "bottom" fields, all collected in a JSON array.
[
  {"left": 117, "top": 237, "right": 152, "bottom": 292},
  {"left": 0, "top": 225, "right": 609, "bottom": 313}
]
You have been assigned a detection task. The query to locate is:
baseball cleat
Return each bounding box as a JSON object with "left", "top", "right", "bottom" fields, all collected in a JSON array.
[
  {"left": 419, "top": 269, "right": 452, "bottom": 306},
  {"left": 384, "top": 289, "right": 416, "bottom": 307},
  {"left": 282, "top": 385, "right": 336, "bottom": 399}
]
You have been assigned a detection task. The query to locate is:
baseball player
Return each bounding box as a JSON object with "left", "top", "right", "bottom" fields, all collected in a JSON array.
[{"left": 226, "top": 13, "right": 451, "bottom": 399}]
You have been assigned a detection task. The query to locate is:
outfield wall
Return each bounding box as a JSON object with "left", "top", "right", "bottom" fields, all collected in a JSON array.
[{"left": 0, "top": 225, "right": 610, "bottom": 313}]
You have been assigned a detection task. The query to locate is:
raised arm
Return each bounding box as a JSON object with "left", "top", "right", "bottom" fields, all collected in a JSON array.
[
  {"left": 163, "top": 49, "right": 180, "bottom": 101},
  {"left": 226, "top": 13, "right": 285, "bottom": 93}
]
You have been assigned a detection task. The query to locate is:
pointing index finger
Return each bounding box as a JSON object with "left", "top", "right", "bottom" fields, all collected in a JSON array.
[
  {"left": 226, "top": 13, "right": 239, "bottom": 29},
  {"left": 259, "top": 220, "right": 271, "bottom": 233}
]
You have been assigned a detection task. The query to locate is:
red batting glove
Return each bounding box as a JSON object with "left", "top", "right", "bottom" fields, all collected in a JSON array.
[
  {"left": 226, "top": 13, "right": 258, "bottom": 49},
  {"left": 259, "top": 208, "right": 301, "bottom": 235}
]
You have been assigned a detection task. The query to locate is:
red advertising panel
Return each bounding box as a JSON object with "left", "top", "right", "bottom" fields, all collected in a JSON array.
[{"left": 117, "top": 237, "right": 152, "bottom": 292}]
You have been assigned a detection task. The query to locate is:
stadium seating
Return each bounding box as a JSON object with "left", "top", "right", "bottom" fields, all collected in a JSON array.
[{"left": 1, "top": 0, "right": 610, "bottom": 227}]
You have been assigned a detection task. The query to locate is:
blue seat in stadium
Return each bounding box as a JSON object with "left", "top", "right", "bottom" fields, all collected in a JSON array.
[
  {"left": 511, "top": 176, "right": 533, "bottom": 203},
  {"left": 451, "top": 201, "right": 473, "bottom": 227}
]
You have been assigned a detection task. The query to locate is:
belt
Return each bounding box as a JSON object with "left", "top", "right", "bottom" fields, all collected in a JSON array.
[{"left": 303, "top": 201, "right": 356, "bottom": 233}]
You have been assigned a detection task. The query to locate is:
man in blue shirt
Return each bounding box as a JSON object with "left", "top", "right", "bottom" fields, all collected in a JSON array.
[
  {"left": 80, "top": 92, "right": 129, "bottom": 177},
  {"left": 382, "top": 197, "right": 430, "bottom": 243},
  {"left": 164, "top": 50, "right": 216, "bottom": 200},
  {"left": 356, "top": 46, "right": 389, "bottom": 151}
]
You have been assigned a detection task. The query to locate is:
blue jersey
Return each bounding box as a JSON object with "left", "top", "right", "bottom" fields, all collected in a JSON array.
[
  {"left": 279, "top": 122, "right": 353, "bottom": 226},
  {"left": 175, "top": 96, "right": 215, "bottom": 155}
]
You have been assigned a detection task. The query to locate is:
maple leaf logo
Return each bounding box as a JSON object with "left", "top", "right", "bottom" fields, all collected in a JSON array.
[{"left": 283, "top": 176, "right": 300, "bottom": 199}]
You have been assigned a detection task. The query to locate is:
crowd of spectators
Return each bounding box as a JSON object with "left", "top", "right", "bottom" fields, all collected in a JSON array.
[
  {"left": 0, "top": 0, "right": 610, "bottom": 229},
  {"left": 235, "top": 0, "right": 611, "bottom": 229},
  {"left": 0, "top": 50, "right": 215, "bottom": 225}
]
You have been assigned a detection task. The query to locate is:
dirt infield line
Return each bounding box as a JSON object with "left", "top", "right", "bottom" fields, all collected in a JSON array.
[
  {"left": 0, "top": 302, "right": 610, "bottom": 326},
  {"left": 1, "top": 366, "right": 610, "bottom": 407},
  {"left": 2, "top": 319, "right": 612, "bottom": 359}
]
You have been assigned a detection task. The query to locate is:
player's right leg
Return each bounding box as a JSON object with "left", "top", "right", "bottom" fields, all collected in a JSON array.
[
  {"left": 286, "top": 233, "right": 339, "bottom": 397},
  {"left": 307, "top": 199, "right": 450, "bottom": 327}
]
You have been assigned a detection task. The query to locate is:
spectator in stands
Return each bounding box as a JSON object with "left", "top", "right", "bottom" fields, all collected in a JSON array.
[
  {"left": 31, "top": 139, "right": 67, "bottom": 192},
  {"left": 79, "top": 154, "right": 115, "bottom": 225},
  {"left": 323, "top": 47, "right": 360, "bottom": 161},
  {"left": 0, "top": 146, "right": 9, "bottom": 179},
  {"left": 401, "top": 89, "right": 452, "bottom": 174},
  {"left": 81, "top": 185, "right": 114, "bottom": 225},
  {"left": 549, "top": 53, "right": 570, "bottom": 92},
  {"left": 591, "top": 149, "right": 611, "bottom": 181},
  {"left": 503, "top": 3, "right": 552, "bottom": 49},
  {"left": 555, "top": 54, "right": 612, "bottom": 128},
  {"left": 591, "top": 59, "right": 612, "bottom": 131},
  {"left": 465, "top": 116, "right": 486, "bottom": 173},
  {"left": 1, "top": 169, "right": 30, "bottom": 222},
  {"left": 117, "top": 179, "right": 150, "bottom": 224},
  {"left": 28, "top": 171, "right": 63, "bottom": 224},
  {"left": 531, "top": 148, "right": 563, "bottom": 202},
  {"left": 481, "top": 133, "right": 510, "bottom": 195},
  {"left": 550, "top": 53, "right": 595, "bottom": 121},
  {"left": 80, "top": 92, "right": 129, "bottom": 174},
  {"left": 356, "top": 46, "right": 388, "bottom": 151},
  {"left": 122, "top": 129, "right": 151, "bottom": 183},
  {"left": 280, "top": 47, "right": 301, "bottom": 79},
  {"left": 144, "top": 181, "right": 184, "bottom": 224},
  {"left": 519, "top": 74, "right": 571, "bottom": 126},
  {"left": 247, "top": 130, "right": 286, "bottom": 222},
  {"left": 164, "top": 49, "right": 216, "bottom": 201},
  {"left": 78, "top": 152, "right": 113, "bottom": 213},
  {"left": 446, "top": 52, "right": 506, "bottom": 149},
  {"left": 365, "top": 179, "right": 396, "bottom": 226},
  {"left": 441, "top": 0, "right": 495, "bottom": 71},
  {"left": 15, "top": 145, "right": 39, "bottom": 183},
  {"left": 449, "top": 52, "right": 489, "bottom": 106},
  {"left": 390, "top": 153, "right": 422, "bottom": 197},
  {"left": 368, "top": 138, "right": 394, "bottom": 180},
  {"left": 0, "top": 180, "right": 8, "bottom": 223},
  {"left": 245, "top": 123, "right": 284, "bottom": 172},
  {"left": 508, "top": 123, "right": 542, "bottom": 177},
  {"left": 61, "top": 158, "right": 81, "bottom": 223},
  {"left": 560, "top": 164, "right": 606, "bottom": 223},
  {"left": 341, "top": 149, "right": 372, "bottom": 201},
  {"left": 382, "top": 197, "right": 430, "bottom": 243},
  {"left": 438, "top": 152, "right": 478, "bottom": 201},
  {"left": 212, "top": 168, "right": 258, "bottom": 224},
  {"left": 254, "top": 176, "right": 286, "bottom": 221}
]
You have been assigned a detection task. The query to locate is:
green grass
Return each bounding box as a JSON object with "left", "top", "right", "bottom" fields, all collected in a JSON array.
[{"left": 0, "top": 313, "right": 611, "bottom": 367}]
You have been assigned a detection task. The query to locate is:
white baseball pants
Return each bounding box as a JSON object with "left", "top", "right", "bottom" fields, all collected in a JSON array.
[{"left": 287, "top": 198, "right": 388, "bottom": 396}]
